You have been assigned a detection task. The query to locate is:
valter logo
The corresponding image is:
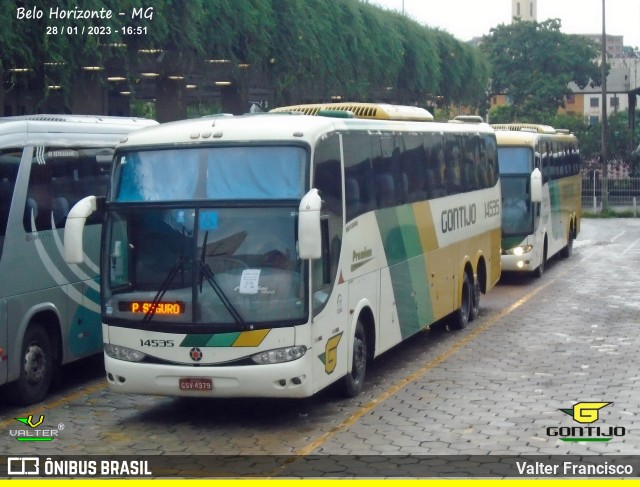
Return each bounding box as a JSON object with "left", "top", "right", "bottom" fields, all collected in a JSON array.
[
  {"left": 9, "top": 415, "right": 62, "bottom": 442},
  {"left": 547, "top": 402, "right": 626, "bottom": 442}
]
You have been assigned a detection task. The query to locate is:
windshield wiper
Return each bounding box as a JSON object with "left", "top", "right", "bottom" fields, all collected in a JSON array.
[
  {"left": 142, "top": 256, "right": 185, "bottom": 323},
  {"left": 197, "top": 259, "right": 246, "bottom": 327}
]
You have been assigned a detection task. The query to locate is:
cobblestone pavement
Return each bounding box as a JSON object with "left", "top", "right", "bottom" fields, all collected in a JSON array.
[{"left": 2, "top": 219, "right": 639, "bottom": 472}]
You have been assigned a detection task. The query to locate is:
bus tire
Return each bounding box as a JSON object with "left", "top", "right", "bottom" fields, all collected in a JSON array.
[
  {"left": 561, "top": 227, "right": 574, "bottom": 259},
  {"left": 5, "top": 324, "right": 53, "bottom": 405},
  {"left": 450, "top": 272, "right": 471, "bottom": 330},
  {"left": 470, "top": 276, "right": 480, "bottom": 321},
  {"left": 342, "top": 321, "right": 367, "bottom": 398},
  {"left": 534, "top": 241, "right": 547, "bottom": 278}
]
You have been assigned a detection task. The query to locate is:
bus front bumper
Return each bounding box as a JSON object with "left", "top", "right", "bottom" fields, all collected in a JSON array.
[{"left": 104, "top": 352, "right": 315, "bottom": 398}]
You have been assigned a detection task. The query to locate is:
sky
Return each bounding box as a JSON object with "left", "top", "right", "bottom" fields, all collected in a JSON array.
[{"left": 369, "top": 0, "right": 640, "bottom": 48}]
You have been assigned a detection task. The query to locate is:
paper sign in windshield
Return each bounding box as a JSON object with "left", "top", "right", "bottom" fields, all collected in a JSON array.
[{"left": 239, "top": 269, "right": 261, "bottom": 294}]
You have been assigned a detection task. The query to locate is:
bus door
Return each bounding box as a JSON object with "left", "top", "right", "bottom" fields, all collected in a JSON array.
[{"left": 309, "top": 133, "right": 348, "bottom": 391}]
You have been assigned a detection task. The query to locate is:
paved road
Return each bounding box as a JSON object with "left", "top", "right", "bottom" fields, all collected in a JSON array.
[{"left": 2, "top": 218, "right": 640, "bottom": 477}]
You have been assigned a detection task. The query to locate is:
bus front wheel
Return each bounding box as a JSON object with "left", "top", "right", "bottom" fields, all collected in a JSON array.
[
  {"left": 534, "top": 244, "right": 547, "bottom": 278},
  {"left": 342, "top": 321, "right": 367, "bottom": 398},
  {"left": 5, "top": 324, "right": 53, "bottom": 405}
]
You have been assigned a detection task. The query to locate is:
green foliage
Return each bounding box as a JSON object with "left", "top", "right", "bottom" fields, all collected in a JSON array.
[
  {"left": 488, "top": 105, "right": 516, "bottom": 124},
  {"left": 481, "top": 19, "right": 601, "bottom": 121},
  {"left": 577, "top": 111, "right": 639, "bottom": 163},
  {"left": 1, "top": 0, "right": 490, "bottom": 113},
  {"left": 130, "top": 100, "right": 156, "bottom": 119}
]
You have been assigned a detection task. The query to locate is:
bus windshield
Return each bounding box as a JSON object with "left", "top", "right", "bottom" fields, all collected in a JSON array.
[
  {"left": 497, "top": 147, "right": 534, "bottom": 235},
  {"left": 113, "top": 146, "right": 306, "bottom": 202},
  {"left": 501, "top": 176, "right": 533, "bottom": 235},
  {"left": 497, "top": 147, "right": 533, "bottom": 174},
  {"left": 104, "top": 144, "right": 309, "bottom": 329},
  {"left": 105, "top": 205, "right": 306, "bottom": 327}
]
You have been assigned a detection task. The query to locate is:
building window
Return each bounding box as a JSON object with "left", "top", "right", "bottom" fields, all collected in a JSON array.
[
  {"left": 590, "top": 97, "right": 599, "bottom": 108},
  {"left": 610, "top": 97, "right": 619, "bottom": 108},
  {"left": 566, "top": 94, "right": 575, "bottom": 104},
  {"left": 517, "top": 2, "right": 521, "bottom": 16},
  {"left": 589, "top": 116, "right": 599, "bottom": 125},
  {"left": 530, "top": 2, "right": 533, "bottom": 16}
]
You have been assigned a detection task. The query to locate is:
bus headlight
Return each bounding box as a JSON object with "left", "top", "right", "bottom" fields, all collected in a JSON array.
[
  {"left": 506, "top": 245, "right": 533, "bottom": 256},
  {"left": 251, "top": 345, "right": 307, "bottom": 365},
  {"left": 104, "top": 344, "right": 146, "bottom": 362}
]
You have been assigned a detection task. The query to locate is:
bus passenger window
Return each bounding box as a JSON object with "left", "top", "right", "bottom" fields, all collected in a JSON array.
[
  {"left": 445, "top": 136, "right": 463, "bottom": 195},
  {"left": 343, "top": 133, "right": 374, "bottom": 219},
  {"left": 400, "top": 134, "right": 428, "bottom": 203}
]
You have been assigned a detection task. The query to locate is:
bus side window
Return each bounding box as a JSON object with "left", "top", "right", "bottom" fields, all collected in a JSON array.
[
  {"left": 0, "top": 150, "right": 21, "bottom": 243},
  {"left": 445, "top": 135, "right": 463, "bottom": 195},
  {"left": 424, "top": 133, "right": 446, "bottom": 198},
  {"left": 481, "top": 135, "right": 498, "bottom": 188},
  {"left": 24, "top": 155, "right": 52, "bottom": 232},
  {"left": 24, "top": 147, "right": 112, "bottom": 233},
  {"left": 462, "top": 135, "right": 480, "bottom": 192},
  {"left": 343, "top": 133, "right": 374, "bottom": 220},
  {"left": 373, "top": 135, "right": 408, "bottom": 208},
  {"left": 401, "top": 134, "right": 428, "bottom": 203},
  {"left": 542, "top": 142, "right": 551, "bottom": 183}
]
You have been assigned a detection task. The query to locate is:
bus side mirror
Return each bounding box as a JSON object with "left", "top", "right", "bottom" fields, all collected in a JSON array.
[
  {"left": 298, "top": 188, "right": 322, "bottom": 260},
  {"left": 64, "top": 195, "right": 101, "bottom": 264},
  {"left": 530, "top": 168, "right": 542, "bottom": 203}
]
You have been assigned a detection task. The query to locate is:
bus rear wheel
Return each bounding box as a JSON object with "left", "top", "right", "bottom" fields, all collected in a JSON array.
[
  {"left": 450, "top": 272, "right": 471, "bottom": 330},
  {"left": 470, "top": 277, "right": 480, "bottom": 321},
  {"left": 561, "top": 228, "right": 574, "bottom": 259},
  {"left": 5, "top": 324, "right": 53, "bottom": 405},
  {"left": 342, "top": 321, "right": 367, "bottom": 398}
]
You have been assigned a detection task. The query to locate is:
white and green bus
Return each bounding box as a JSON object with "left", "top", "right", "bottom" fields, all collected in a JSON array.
[
  {"left": 0, "top": 114, "right": 156, "bottom": 405},
  {"left": 492, "top": 124, "right": 581, "bottom": 277},
  {"left": 65, "top": 103, "right": 501, "bottom": 398}
]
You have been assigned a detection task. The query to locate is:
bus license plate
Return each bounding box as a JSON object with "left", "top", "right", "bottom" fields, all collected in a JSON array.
[{"left": 179, "top": 378, "right": 213, "bottom": 391}]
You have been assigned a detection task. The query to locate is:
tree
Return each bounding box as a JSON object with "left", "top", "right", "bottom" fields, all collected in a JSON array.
[
  {"left": 1, "top": 0, "right": 490, "bottom": 116},
  {"left": 481, "top": 19, "right": 602, "bottom": 121}
]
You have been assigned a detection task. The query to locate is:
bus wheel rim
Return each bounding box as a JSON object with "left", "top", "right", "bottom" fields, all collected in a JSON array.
[{"left": 24, "top": 343, "right": 47, "bottom": 385}]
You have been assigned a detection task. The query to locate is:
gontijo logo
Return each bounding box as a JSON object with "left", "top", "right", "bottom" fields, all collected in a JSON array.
[
  {"left": 547, "top": 402, "right": 625, "bottom": 442},
  {"left": 10, "top": 415, "right": 62, "bottom": 441},
  {"left": 561, "top": 401, "right": 611, "bottom": 424}
]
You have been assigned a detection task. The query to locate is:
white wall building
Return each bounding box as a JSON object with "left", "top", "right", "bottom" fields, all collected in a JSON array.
[{"left": 512, "top": 0, "right": 537, "bottom": 22}]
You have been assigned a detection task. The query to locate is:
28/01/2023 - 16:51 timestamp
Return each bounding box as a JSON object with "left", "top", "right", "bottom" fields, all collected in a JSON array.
[{"left": 45, "top": 25, "right": 148, "bottom": 35}]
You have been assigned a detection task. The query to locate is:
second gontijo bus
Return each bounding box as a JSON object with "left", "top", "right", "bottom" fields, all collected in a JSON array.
[
  {"left": 492, "top": 124, "right": 581, "bottom": 277},
  {"left": 65, "top": 103, "right": 501, "bottom": 398}
]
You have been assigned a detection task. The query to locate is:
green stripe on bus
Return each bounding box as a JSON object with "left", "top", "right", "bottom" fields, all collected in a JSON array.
[
  {"left": 548, "top": 180, "right": 564, "bottom": 240},
  {"left": 206, "top": 332, "right": 240, "bottom": 347},
  {"left": 376, "top": 207, "right": 405, "bottom": 265},
  {"left": 180, "top": 335, "right": 212, "bottom": 347},
  {"left": 389, "top": 261, "right": 420, "bottom": 338},
  {"left": 396, "top": 205, "right": 424, "bottom": 260},
  {"left": 378, "top": 205, "right": 435, "bottom": 339},
  {"left": 180, "top": 332, "right": 242, "bottom": 347}
]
